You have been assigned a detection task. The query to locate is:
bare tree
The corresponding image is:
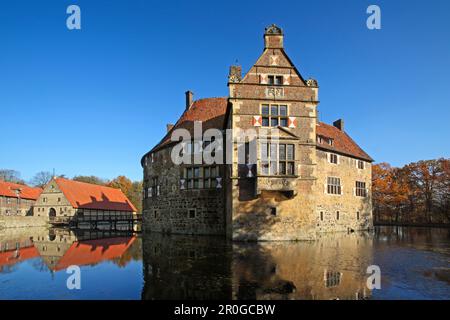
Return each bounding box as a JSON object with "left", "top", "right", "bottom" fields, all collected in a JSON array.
[
  {"left": 0, "top": 169, "right": 24, "bottom": 183},
  {"left": 30, "top": 171, "right": 53, "bottom": 188}
]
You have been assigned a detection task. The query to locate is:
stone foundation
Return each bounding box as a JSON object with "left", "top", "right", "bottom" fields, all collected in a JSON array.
[{"left": 0, "top": 216, "right": 49, "bottom": 229}]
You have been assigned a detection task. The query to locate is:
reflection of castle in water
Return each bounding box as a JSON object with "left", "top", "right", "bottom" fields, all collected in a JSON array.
[
  {"left": 0, "top": 227, "right": 141, "bottom": 272},
  {"left": 142, "top": 232, "right": 374, "bottom": 300}
]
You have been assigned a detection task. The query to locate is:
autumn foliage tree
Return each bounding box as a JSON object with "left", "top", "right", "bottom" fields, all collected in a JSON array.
[
  {"left": 372, "top": 158, "right": 450, "bottom": 224},
  {"left": 108, "top": 176, "right": 142, "bottom": 213}
]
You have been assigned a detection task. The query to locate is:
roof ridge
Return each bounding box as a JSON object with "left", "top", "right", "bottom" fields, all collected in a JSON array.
[{"left": 55, "top": 177, "right": 121, "bottom": 191}]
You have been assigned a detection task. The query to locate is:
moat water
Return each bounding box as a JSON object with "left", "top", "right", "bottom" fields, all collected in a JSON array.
[{"left": 0, "top": 226, "right": 449, "bottom": 300}]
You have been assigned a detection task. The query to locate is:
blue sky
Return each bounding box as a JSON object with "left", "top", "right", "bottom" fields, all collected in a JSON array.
[{"left": 0, "top": 0, "right": 449, "bottom": 182}]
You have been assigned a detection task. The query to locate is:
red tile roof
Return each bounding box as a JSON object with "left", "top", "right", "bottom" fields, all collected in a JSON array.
[
  {"left": 53, "top": 236, "right": 136, "bottom": 271},
  {"left": 0, "top": 181, "right": 42, "bottom": 200},
  {"left": 140, "top": 96, "right": 372, "bottom": 163},
  {"left": 0, "top": 246, "right": 40, "bottom": 267},
  {"left": 146, "top": 97, "right": 228, "bottom": 155},
  {"left": 316, "top": 122, "right": 373, "bottom": 162},
  {"left": 54, "top": 178, "right": 137, "bottom": 212}
]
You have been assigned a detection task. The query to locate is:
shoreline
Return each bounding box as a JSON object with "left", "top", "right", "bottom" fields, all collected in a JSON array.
[{"left": 374, "top": 222, "right": 450, "bottom": 228}]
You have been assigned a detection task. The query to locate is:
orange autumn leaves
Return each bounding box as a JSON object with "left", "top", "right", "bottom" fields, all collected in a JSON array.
[{"left": 372, "top": 158, "right": 450, "bottom": 224}]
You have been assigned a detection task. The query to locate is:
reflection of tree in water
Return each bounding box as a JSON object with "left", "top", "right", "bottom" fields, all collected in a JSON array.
[
  {"left": 29, "top": 258, "right": 49, "bottom": 273},
  {"left": 0, "top": 264, "right": 19, "bottom": 274},
  {"left": 113, "top": 237, "right": 142, "bottom": 268}
]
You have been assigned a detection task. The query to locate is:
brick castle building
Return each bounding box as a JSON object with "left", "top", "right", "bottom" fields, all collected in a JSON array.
[
  {"left": 141, "top": 25, "right": 373, "bottom": 240},
  {"left": 0, "top": 181, "right": 42, "bottom": 216},
  {"left": 33, "top": 177, "right": 137, "bottom": 223}
]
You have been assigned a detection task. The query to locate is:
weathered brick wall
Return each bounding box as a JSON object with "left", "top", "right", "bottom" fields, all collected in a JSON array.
[
  {"left": 34, "top": 179, "right": 75, "bottom": 217},
  {"left": 142, "top": 147, "right": 226, "bottom": 236},
  {"left": 227, "top": 35, "right": 319, "bottom": 241},
  {"left": 141, "top": 27, "right": 373, "bottom": 240},
  {"left": 0, "top": 196, "right": 35, "bottom": 216},
  {"left": 315, "top": 149, "right": 373, "bottom": 232}
]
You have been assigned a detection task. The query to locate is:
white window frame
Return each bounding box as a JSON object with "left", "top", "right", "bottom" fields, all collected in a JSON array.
[
  {"left": 326, "top": 177, "right": 342, "bottom": 195},
  {"left": 356, "top": 160, "right": 365, "bottom": 170},
  {"left": 328, "top": 153, "right": 339, "bottom": 165}
]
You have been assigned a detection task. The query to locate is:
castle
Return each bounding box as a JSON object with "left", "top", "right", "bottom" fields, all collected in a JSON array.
[{"left": 141, "top": 25, "right": 373, "bottom": 240}]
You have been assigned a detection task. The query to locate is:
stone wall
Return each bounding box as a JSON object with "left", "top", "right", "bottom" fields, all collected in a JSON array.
[
  {"left": 226, "top": 34, "right": 319, "bottom": 241},
  {"left": 315, "top": 149, "right": 373, "bottom": 232},
  {"left": 141, "top": 26, "right": 373, "bottom": 241},
  {"left": 33, "top": 179, "right": 75, "bottom": 217},
  {"left": 0, "top": 196, "right": 35, "bottom": 216},
  {"left": 0, "top": 216, "right": 49, "bottom": 229},
  {"left": 142, "top": 147, "right": 226, "bottom": 236}
]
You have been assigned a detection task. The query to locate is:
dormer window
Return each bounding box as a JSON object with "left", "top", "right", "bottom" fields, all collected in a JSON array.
[
  {"left": 267, "top": 75, "right": 283, "bottom": 86},
  {"left": 317, "top": 135, "right": 333, "bottom": 146}
]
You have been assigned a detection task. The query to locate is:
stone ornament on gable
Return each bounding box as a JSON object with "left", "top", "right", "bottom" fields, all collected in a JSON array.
[
  {"left": 228, "top": 74, "right": 241, "bottom": 83},
  {"left": 265, "top": 24, "right": 283, "bottom": 35},
  {"left": 266, "top": 87, "right": 284, "bottom": 98},
  {"left": 306, "top": 78, "right": 318, "bottom": 87}
]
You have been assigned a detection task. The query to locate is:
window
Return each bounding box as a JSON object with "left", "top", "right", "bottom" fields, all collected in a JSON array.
[
  {"left": 357, "top": 160, "right": 365, "bottom": 170},
  {"left": 320, "top": 211, "right": 324, "bottom": 221},
  {"left": 355, "top": 181, "right": 367, "bottom": 197},
  {"left": 185, "top": 166, "right": 219, "bottom": 189},
  {"left": 188, "top": 209, "right": 196, "bottom": 218},
  {"left": 261, "top": 143, "right": 295, "bottom": 176},
  {"left": 270, "top": 207, "right": 277, "bottom": 216},
  {"left": 357, "top": 211, "right": 360, "bottom": 220},
  {"left": 43, "top": 197, "right": 47, "bottom": 203},
  {"left": 147, "top": 177, "right": 158, "bottom": 197},
  {"left": 336, "top": 211, "right": 340, "bottom": 220},
  {"left": 329, "top": 153, "right": 338, "bottom": 164},
  {"left": 57, "top": 197, "right": 61, "bottom": 203},
  {"left": 327, "top": 177, "right": 342, "bottom": 195},
  {"left": 317, "top": 136, "right": 323, "bottom": 144},
  {"left": 267, "top": 75, "right": 283, "bottom": 86},
  {"left": 261, "top": 104, "right": 288, "bottom": 127},
  {"left": 325, "top": 271, "right": 341, "bottom": 288},
  {"left": 154, "top": 210, "right": 158, "bottom": 219}
]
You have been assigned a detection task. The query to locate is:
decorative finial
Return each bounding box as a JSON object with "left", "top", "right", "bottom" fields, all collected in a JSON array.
[{"left": 265, "top": 24, "right": 283, "bottom": 35}]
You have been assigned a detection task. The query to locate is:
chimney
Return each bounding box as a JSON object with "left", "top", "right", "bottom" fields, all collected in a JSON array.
[
  {"left": 264, "top": 24, "right": 284, "bottom": 49},
  {"left": 166, "top": 123, "right": 174, "bottom": 132},
  {"left": 333, "top": 119, "right": 344, "bottom": 131},
  {"left": 185, "top": 91, "right": 194, "bottom": 110}
]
